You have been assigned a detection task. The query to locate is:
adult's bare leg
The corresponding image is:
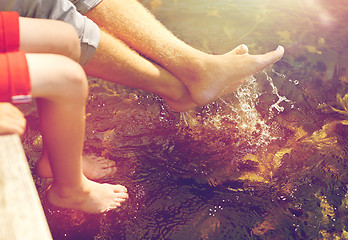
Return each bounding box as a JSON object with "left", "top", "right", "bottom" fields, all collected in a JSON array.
[
  {"left": 84, "top": 30, "right": 197, "bottom": 112},
  {"left": 84, "top": 31, "right": 250, "bottom": 111},
  {"left": 86, "top": 0, "right": 284, "bottom": 106},
  {"left": 27, "top": 53, "right": 128, "bottom": 213}
]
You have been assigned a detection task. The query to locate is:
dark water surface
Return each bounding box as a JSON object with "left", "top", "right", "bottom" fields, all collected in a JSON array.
[{"left": 22, "top": 0, "right": 348, "bottom": 239}]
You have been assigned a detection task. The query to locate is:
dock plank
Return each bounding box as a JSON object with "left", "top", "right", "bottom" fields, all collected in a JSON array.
[{"left": 0, "top": 134, "right": 52, "bottom": 240}]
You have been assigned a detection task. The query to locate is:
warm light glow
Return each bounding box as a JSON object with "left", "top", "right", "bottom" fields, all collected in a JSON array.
[{"left": 298, "top": 0, "right": 335, "bottom": 26}]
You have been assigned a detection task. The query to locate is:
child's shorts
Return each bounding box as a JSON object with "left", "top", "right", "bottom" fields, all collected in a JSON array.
[
  {"left": 0, "top": 0, "right": 101, "bottom": 66},
  {"left": 0, "top": 12, "right": 31, "bottom": 104},
  {"left": 69, "top": 0, "right": 104, "bottom": 15}
]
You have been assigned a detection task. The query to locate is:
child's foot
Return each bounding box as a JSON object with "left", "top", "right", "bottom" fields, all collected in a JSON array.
[
  {"left": 176, "top": 45, "right": 284, "bottom": 106},
  {"left": 47, "top": 176, "right": 128, "bottom": 214},
  {"left": 36, "top": 153, "right": 117, "bottom": 180}
]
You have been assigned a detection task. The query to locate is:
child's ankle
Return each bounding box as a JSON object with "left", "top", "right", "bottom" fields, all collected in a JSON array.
[{"left": 50, "top": 182, "right": 89, "bottom": 199}]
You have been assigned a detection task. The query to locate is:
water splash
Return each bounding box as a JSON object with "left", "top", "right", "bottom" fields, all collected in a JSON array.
[
  {"left": 266, "top": 69, "right": 293, "bottom": 113},
  {"left": 179, "top": 75, "right": 275, "bottom": 148},
  {"left": 219, "top": 75, "right": 276, "bottom": 147},
  {"left": 179, "top": 69, "right": 295, "bottom": 148},
  {"left": 220, "top": 76, "right": 263, "bottom": 130}
]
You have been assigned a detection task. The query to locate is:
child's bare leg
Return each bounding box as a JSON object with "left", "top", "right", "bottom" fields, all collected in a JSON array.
[
  {"left": 86, "top": 0, "right": 284, "bottom": 106},
  {"left": 19, "top": 17, "right": 81, "bottom": 62},
  {"left": 18, "top": 17, "right": 117, "bottom": 178},
  {"left": 37, "top": 150, "right": 118, "bottom": 180},
  {"left": 27, "top": 53, "right": 128, "bottom": 213}
]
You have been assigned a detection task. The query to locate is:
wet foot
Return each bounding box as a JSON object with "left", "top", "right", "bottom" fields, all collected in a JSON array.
[
  {"left": 163, "top": 90, "right": 197, "bottom": 112},
  {"left": 163, "top": 44, "right": 251, "bottom": 112},
  {"left": 177, "top": 45, "right": 284, "bottom": 106},
  {"left": 36, "top": 153, "right": 117, "bottom": 180},
  {"left": 47, "top": 176, "right": 128, "bottom": 214}
]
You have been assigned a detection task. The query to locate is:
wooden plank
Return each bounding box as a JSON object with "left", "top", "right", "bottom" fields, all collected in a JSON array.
[{"left": 0, "top": 134, "right": 52, "bottom": 240}]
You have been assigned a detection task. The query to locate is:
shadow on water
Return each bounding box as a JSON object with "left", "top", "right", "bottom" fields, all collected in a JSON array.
[{"left": 20, "top": 0, "right": 348, "bottom": 239}]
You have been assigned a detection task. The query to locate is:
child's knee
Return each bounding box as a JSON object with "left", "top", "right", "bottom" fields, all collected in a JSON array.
[
  {"left": 59, "top": 22, "right": 81, "bottom": 63},
  {"left": 51, "top": 56, "right": 89, "bottom": 102},
  {"left": 64, "top": 63, "right": 89, "bottom": 101},
  {"left": 27, "top": 54, "right": 88, "bottom": 101}
]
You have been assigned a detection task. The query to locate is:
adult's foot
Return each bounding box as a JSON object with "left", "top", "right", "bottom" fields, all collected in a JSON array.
[
  {"left": 176, "top": 45, "right": 284, "bottom": 106},
  {"left": 36, "top": 153, "right": 117, "bottom": 180},
  {"left": 162, "top": 44, "right": 251, "bottom": 112},
  {"left": 47, "top": 176, "right": 128, "bottom": 213}
]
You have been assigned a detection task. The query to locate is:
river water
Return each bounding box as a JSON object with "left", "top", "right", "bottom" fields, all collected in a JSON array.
[{"left": 23, "top": 0, "right": 348, "bottom": 239}]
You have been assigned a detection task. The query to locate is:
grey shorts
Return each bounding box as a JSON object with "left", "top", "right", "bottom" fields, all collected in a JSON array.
[
  {"left": 70, "top": 0, "right": 102, "bottom": 14},
  {"left": 0, "top": 0, "right": 103, "bottom": 65}
]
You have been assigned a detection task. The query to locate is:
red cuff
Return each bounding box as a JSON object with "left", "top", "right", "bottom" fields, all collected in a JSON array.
[
  {"left": 0, "top": 52, "right": 31, "bottom": 104},
  {"left": 0, "top": 11, "right": 20, "bottom": 52}
]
